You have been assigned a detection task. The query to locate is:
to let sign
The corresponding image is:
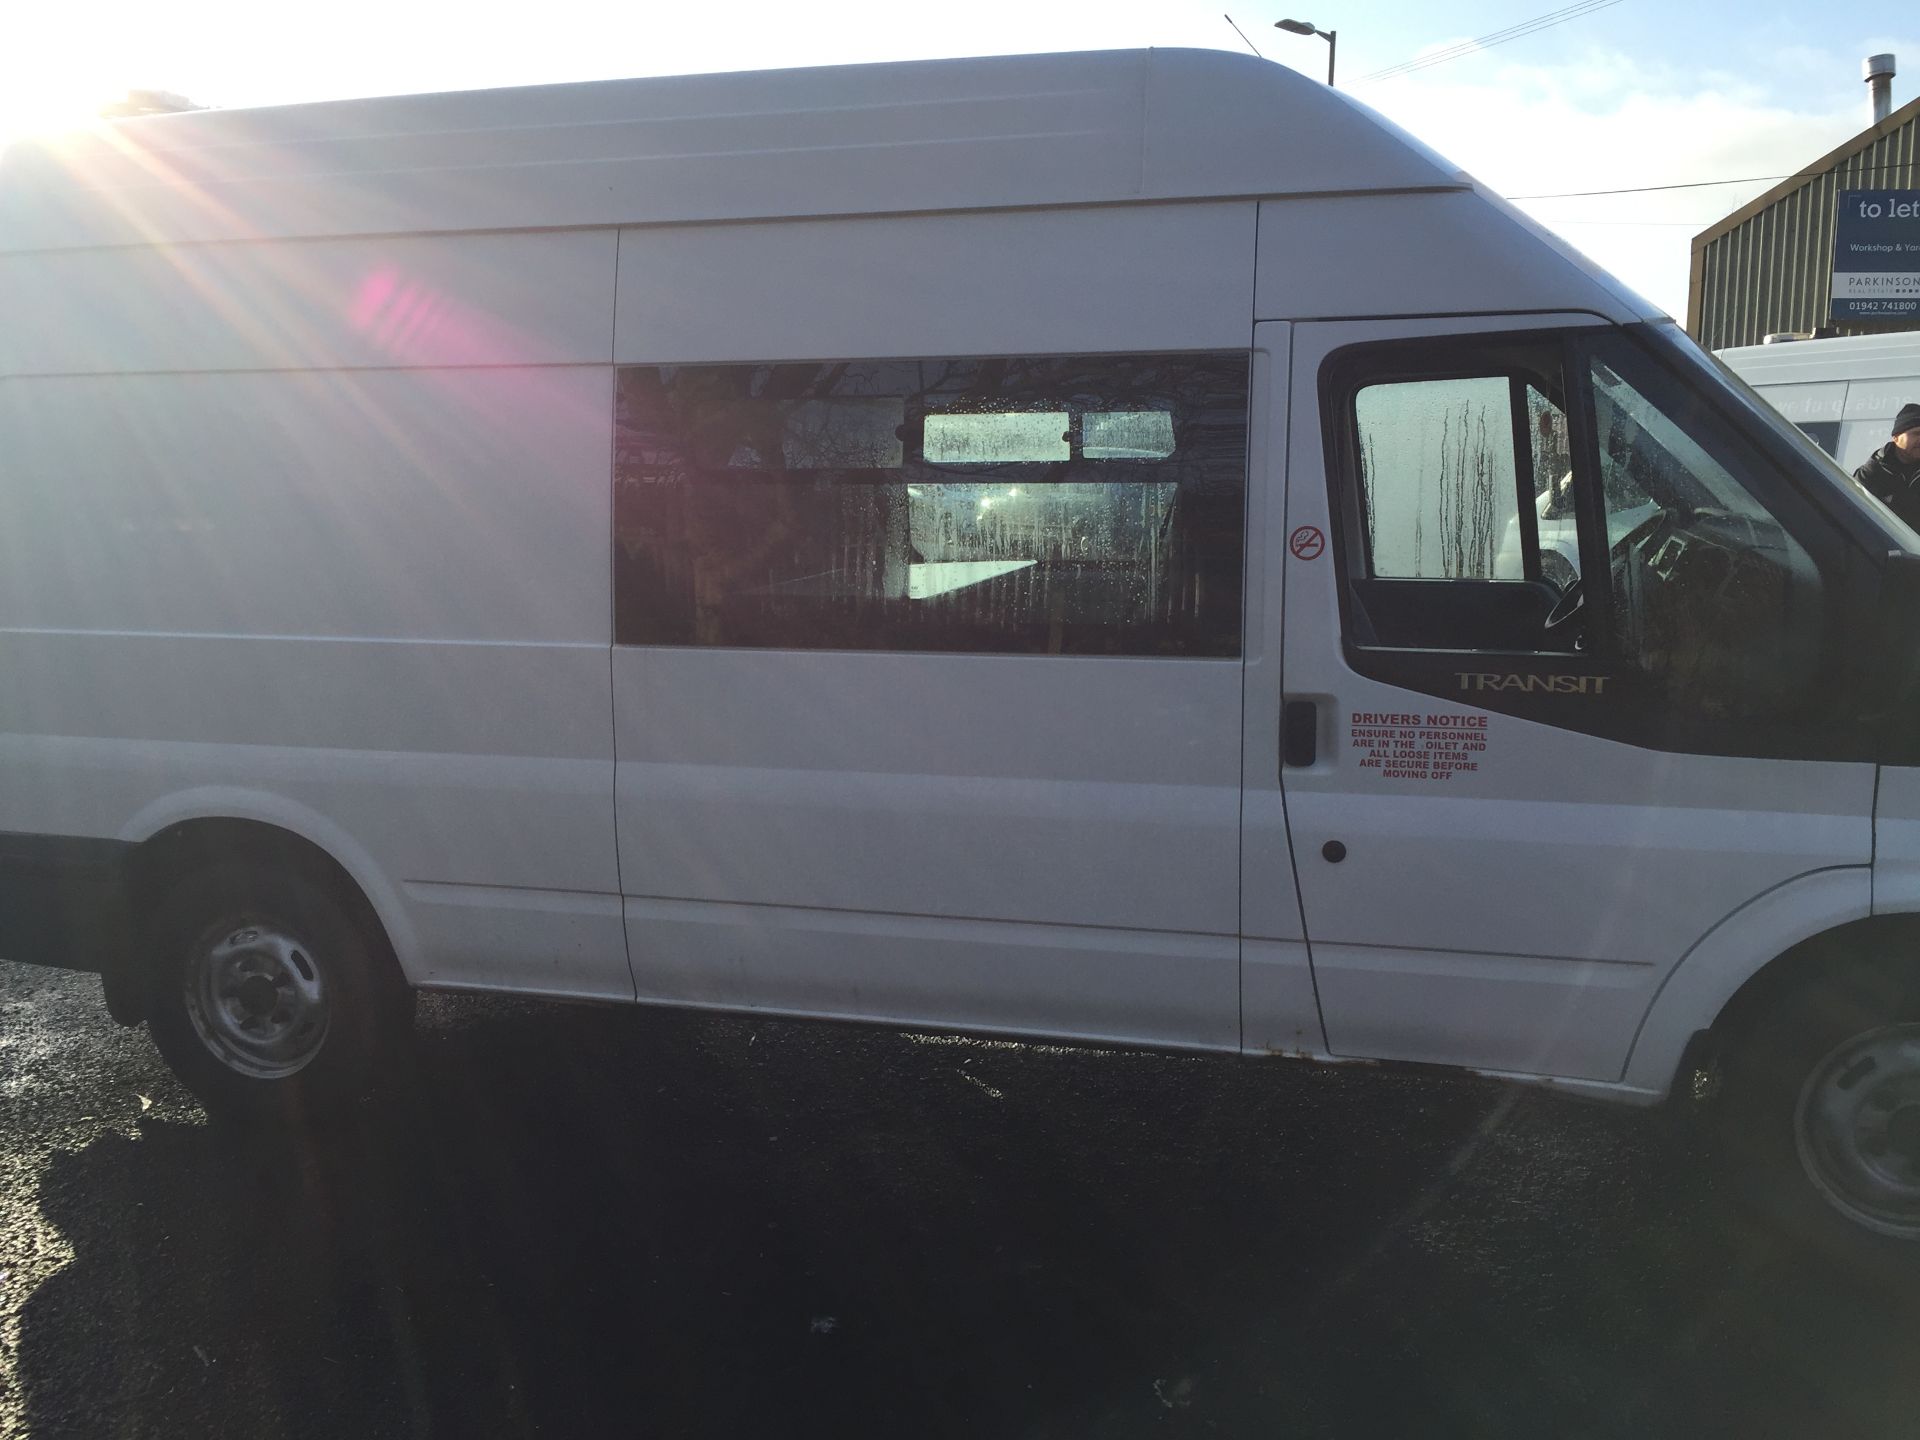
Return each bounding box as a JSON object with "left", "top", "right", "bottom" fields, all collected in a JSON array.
[{"left": 1832, "top": 190, "right": 1920, "bottom": 322}]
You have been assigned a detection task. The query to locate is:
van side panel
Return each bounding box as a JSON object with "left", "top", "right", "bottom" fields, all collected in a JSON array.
[
  {"left": 1238, "top": 325, "right": 1325, "bottom": 1056},
  {"left": 617, "top": 650, "right": 1241, "bottom": 928},
  {"left": 614, "top": 651, "right": 1244, "bottom": 1047},
  {"left": 614, "top": 203, "right": 1257, "bottom": 364},
  {"left": 1871, "top": 766, "right": 1920, "bottom": 918},
  {"left": 609, "top": 203, "right": 1258, "bottom": 1047},
  {"left": 622, "top": 897, "right": 1241, "bottom": 1045},
  {"left": 0, "top": 231, "right": 618, "bottom": 377},
  {"left": 0, "top": 361, "right": 628, "bottom": 998},
  {"left": 0, "top": 367, "right": 609, "bottom": 640},
  {"left": 1254, "top": 192, "right": 1641, "bottom": 323}
]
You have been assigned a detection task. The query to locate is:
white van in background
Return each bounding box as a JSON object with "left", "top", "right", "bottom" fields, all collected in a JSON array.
[
  {"left": 1718, "top": 332, "right": 1920, "bottom": 475},
  {"left": 5, "top": 50, "right": 1920, "bottom": 1252}
]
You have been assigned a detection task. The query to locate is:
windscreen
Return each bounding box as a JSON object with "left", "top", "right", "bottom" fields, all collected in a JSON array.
[{"left": 1660, "top": 324, "right": 1920, "bottom": 552}]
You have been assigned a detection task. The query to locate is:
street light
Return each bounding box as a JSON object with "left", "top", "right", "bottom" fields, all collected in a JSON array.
[{"left": 1274, "top": 18, "right": 1336, "bottom": 86}]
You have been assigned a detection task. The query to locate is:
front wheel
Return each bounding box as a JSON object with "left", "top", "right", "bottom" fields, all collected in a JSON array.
[
  {"left": 1793, "top": 1023, "right": 1920, "bottom": 1240},
  {"left": 145, "top": 861, "right": 413, "bottom": 1122},
  {"left": 1719, "top": 961, "right": 1920, "bottom": 1255}
]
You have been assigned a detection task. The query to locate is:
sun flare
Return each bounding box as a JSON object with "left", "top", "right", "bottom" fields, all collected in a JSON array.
[{"left": 0, "top": 83, "right": 111, "bottom": 151}]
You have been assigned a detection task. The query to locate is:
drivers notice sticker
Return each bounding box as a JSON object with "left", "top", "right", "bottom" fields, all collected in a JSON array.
[{"left": 1349, "top": 710, "right": 1488, "bottom": 781}]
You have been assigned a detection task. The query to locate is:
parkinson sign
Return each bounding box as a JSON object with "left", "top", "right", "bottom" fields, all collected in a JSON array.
[{"left": 1832, "top": 190, "right": 1920, "bottom": 322}]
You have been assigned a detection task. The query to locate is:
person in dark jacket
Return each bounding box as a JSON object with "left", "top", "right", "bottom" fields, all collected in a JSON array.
[{"left": 1855, "top": 402, "right": 1920, "bottom": 530}]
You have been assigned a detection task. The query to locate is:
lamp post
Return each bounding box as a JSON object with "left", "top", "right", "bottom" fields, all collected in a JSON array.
[{"left": 1274, "top": 18, "right": 1336, "bottom": 86}]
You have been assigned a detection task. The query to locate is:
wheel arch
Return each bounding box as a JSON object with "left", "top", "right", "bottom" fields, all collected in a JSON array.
[
  {"left": 110, "top": 790, "right": 422, "bottom": 1021},
  {"left": 1621, "top": 866, "right": 1882, "bottom": 1095}
]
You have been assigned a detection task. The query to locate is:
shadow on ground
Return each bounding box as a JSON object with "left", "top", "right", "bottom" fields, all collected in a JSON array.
[{"left": 15, "top": 996, "right": 1920, "bottom": 1438}]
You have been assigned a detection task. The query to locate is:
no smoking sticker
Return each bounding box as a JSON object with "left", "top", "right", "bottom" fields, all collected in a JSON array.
[{"left": 1289, "top": 525, "right": 1326, "bottom": 561}]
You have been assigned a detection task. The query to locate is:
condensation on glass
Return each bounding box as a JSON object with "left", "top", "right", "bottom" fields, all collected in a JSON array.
[
  {"left": 1354, "top": 376, "right": 1524, "bottom": 581},
  {"left": 612, "top": 353, "right": 1249, "bottom": 655}
]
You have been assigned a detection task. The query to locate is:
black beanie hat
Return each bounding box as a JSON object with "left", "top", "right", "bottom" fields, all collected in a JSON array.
[{"left": 1897, "top": 403, "right": 1920, "bottom": 440}]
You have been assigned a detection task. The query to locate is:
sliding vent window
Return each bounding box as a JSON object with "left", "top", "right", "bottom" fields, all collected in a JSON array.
[{"left": 613, "top": 354, "right": 1248, "bottom": 655}]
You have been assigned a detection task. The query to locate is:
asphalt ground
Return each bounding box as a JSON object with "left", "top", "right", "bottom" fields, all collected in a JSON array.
[{"left": 2, "top": 957, "right": 1916, "bottom": 1439}]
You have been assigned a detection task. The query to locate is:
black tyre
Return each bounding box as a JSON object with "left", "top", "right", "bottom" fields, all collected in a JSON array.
[
  {"left": 1718, "top": 959, "right": 1920, "bottom": 1258},
  {"left": 145, "top": 860, "right": 414, "bottom": 1122}
]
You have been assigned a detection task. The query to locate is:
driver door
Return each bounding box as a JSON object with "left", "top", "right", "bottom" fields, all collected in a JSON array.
[{"left": 1276, "top": 315, "right": 1876, "bottom": 1082}]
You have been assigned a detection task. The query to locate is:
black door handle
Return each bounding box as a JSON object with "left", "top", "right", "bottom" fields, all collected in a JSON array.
[{"left": 1282, "top": 700, "right": 1318, "bottom": 769}]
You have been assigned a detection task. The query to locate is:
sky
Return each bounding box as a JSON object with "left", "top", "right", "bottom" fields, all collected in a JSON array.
[{"left": 1, "top": 0, "right": 1913, "bottom": 318}]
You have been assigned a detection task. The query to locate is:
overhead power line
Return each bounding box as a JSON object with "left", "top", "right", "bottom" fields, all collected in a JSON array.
[
  {"left": 1357, "top": 0, "right": 1628, "bottom": 84},
  {"left": 1513, "top": 174, "right": 1790, "bottom": 199},
  {"left": 1510, "top": 160, "right": 1920, "bottom": 200}
]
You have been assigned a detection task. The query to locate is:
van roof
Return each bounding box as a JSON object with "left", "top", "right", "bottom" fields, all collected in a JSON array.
[
  {"left": 0, "top": 48, "right": 1468, "bottom": 254},
  {"left": 1717, "top": 331, "right": 1920, "bottom": 386}
]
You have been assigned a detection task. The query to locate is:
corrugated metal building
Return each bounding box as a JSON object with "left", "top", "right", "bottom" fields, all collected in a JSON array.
[{"left": 1688, "top": 92, "right": 1920, "bottom": 349}]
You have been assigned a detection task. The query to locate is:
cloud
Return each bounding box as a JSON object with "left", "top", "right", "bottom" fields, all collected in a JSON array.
[{"left": 1351, "top": 42, "right": 1916, "bottom": 322}]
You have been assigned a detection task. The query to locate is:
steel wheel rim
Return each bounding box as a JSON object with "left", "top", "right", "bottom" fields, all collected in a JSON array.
[
  {"left": 1794, "top": 1022, "right": 1920, "bottom": 1239},
  {"left": 182, "top": 918, "right": 332, "bottom": 1080}
]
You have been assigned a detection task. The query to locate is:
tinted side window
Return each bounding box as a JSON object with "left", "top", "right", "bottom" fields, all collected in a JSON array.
[
  {"left": 1796, "top": 420, "right": 1841, "bottom": 457},
  {"left": 613, "top": 354, "right": 1248, "bottom": 656}
]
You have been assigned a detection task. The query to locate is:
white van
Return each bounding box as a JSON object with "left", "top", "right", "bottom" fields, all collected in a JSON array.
[
  {"left": 1718, "top": 331, "right": 1920, "bottom": 477},
  {"left": 4, "top": 50, "right": 1919, "bottom": 1248}
]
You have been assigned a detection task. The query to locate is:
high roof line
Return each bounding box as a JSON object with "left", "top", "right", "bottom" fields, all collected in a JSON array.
[{"left": 0, "top": 49, "right": 1470, "bottom": 255}]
